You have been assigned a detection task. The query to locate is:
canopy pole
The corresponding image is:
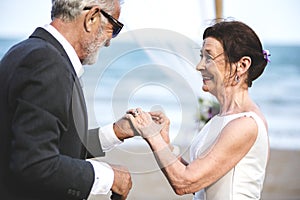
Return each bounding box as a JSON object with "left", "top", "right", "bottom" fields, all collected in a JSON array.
[{"left": 215, "top": 0, "right": 223, "bottom": 22}]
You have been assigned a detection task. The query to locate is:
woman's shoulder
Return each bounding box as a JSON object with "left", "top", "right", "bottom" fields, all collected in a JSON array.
[{"left": 242, "top": 110, "right": 268, "bottom": 132}]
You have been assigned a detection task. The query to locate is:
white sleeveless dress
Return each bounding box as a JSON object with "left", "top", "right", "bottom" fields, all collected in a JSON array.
[{"left": 190, "top": 112, "right": 269, "bottom": 200}]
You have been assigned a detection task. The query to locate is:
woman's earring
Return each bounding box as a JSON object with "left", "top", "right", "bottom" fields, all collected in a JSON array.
[{"left": 235, "top": 75, "right": 240, "bottom": 83}]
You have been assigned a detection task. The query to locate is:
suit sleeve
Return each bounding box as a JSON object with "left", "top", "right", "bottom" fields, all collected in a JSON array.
[
  {"left": 8, "top": 44, "right": 94, "bottom": 199},
  {"left": 87, "top": 128, "right": 105, "bottom": 158}
]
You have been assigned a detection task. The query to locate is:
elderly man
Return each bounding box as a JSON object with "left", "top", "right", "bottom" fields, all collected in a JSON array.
[{"left": 0, "top": 0, "right": 134, "bottom": 199}]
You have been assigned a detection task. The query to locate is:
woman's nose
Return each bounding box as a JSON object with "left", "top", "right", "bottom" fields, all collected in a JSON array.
[{"left": 196, "top": 59, "right": 205, "bottom": 71}]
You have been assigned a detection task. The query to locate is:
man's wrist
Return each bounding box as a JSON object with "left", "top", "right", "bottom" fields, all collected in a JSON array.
[
  {"left": 99, "top": 124, "right": 122, "bottom": 152},
  {"left": 87, "top": 159, "right": 114, "bottom": 195},
  {"left": 113, "top": 122, "right": 125, "bottom": 141}
]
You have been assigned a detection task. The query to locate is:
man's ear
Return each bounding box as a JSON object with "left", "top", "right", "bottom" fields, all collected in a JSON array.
[
  {"left": 84, "top": 6, "right": 101, "bottom": 32},
  {"left": 237, "top": 56, "right": 251, "bottom": 75}
]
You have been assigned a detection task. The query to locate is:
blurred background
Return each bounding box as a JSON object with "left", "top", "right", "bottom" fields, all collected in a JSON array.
[
  {"left": 1, "top": 0, "right": 299, "bottom": 199},
  {"left": 1, "top": 0, "right": 300, "bottom": 44}
]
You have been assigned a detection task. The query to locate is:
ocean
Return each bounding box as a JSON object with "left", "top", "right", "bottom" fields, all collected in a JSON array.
[{"left": 1, "top": 35, "right": 300, "bottom": 150}]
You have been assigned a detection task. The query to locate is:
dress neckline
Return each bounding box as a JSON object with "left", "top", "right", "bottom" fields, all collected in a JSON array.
[{"left": 215, "top": 111, "right": 253, "bottom": 118}]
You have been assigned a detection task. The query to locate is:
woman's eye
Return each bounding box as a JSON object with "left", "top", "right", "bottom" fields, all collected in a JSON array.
[
  {"left": 200, "top": 52, "right": 214, "bottom": 64},
  {"left": 205, "top": 55, "right": 213, "bottom": 63}
]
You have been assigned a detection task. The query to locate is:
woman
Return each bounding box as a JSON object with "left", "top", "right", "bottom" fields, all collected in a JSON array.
[{"left": 128, "top": 20, "right": 270, "bottom": 200}]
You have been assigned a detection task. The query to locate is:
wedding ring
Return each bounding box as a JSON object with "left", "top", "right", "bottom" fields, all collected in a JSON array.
[{"left": 133, "top": 109, "right": 139, "bottom": 117}]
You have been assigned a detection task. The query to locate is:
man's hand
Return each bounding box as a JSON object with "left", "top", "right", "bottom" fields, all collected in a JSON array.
[
  {"left": 113, "top": 114, "right": 139, "bottom": 141},
  {"left": 110, "top": 165, "right": 132, "bottom": 200}
]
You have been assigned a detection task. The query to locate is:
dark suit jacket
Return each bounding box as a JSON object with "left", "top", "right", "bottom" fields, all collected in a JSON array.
[{"left": 0, "top": 28, "right": 105, "bottom": 200}]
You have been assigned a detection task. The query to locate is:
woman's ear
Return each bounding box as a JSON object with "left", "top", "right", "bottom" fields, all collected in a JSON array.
[
  {"left": 237, "top": 56, "right": 251, "bottom": 75},
  {"left": 84, "top": 6, "right": 101, "bottom": 32}
]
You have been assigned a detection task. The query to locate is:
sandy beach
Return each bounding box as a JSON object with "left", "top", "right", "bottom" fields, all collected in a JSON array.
[
  {"left": 261, "top": 148, "right": 300, "bottom": 200},
  {"left": 88, "top": 142, "right": 300, "bottom": 200}
]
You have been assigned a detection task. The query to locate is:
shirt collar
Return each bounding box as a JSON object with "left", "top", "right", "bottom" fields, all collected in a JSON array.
[{"left": 42, "top": 24, "right": 84, "bottom": 77}]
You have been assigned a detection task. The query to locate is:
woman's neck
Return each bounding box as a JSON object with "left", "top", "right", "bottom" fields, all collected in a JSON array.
[{"left": 216, "top": 87, "right": 255, "bottom": 116}]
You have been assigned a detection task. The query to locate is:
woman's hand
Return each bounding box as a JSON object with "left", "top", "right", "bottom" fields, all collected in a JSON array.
[
  {"left": 149, "top": 111, "right": 171, "bottom": 145},
  {"left": 126, "top": 108, "right": 165, "bottom": 139}
]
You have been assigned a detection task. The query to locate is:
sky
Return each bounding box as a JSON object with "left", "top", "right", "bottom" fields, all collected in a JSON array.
[{"left": 0, "top": 0, "right": 300, "bottom": 45}]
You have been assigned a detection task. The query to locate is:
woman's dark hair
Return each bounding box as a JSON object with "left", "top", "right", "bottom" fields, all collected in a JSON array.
[{"left": 203, "top": 20, "right": 268, "bottom": 87}]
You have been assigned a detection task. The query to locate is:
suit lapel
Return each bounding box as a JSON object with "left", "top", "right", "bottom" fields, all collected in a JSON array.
[{"left": 72, "top": 77, "right": 89, "bottom": 158}]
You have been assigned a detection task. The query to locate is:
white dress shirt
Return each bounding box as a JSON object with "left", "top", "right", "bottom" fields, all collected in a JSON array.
[{"left": 43, "top": 24, "right": 123, "bottom": 196}]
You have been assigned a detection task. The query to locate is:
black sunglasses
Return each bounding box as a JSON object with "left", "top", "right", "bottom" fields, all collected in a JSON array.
[{"left": 83, "top": 6, "right": 124, "bottom": 38}]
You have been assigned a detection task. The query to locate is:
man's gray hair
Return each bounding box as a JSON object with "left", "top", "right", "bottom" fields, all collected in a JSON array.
[{"left": 51, "top": 0, "right": 115, "bottom": 22}]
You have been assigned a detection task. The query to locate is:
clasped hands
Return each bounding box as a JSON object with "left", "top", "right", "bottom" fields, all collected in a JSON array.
[{"left": 114, "top": 108, "right": 171, "bottom": 143}]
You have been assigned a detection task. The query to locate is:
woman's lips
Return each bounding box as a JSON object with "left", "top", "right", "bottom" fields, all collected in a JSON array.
[{"left": 202, "top": 75, "right": 213, "bottom": 83}]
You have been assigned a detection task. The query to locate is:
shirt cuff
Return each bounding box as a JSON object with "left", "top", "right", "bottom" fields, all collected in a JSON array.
[
  {"left": 87, "top": 159, "right": 114, "bottom": 195},
  {"left": 99, "top": 123, "right": 122, "bottom": 152}
]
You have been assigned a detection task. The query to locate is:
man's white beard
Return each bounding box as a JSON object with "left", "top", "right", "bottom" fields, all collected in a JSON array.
[
  {"left": 82, "top": 48, "right": 100, "bottom": 65},
  {"left": 82, "top": 32, "right": 108, "bottom": 65}
]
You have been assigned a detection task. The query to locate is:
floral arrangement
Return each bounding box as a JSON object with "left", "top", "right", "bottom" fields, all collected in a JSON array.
[{"left": 197, "top": 97, "right": 220, "bottom": 126}]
